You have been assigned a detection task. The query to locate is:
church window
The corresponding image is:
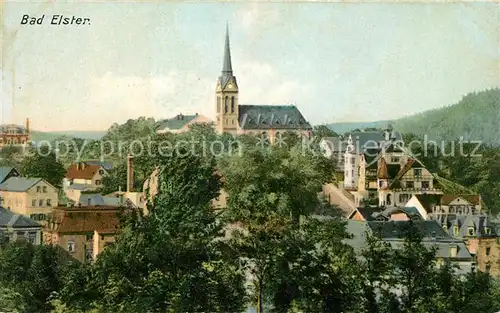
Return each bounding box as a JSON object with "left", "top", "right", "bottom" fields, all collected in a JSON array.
[
  {"left": 231, "top": 97, "right": 235, "bottom": 113},
  {"left": 224, "top": 97, "right": 229, "bottom": 113},
  {"left": 217, "top": 97, "right": 221, "bottom": 113}
]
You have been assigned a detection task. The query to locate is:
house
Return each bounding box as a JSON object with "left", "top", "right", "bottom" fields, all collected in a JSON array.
[
  {"left": 0, "top": 118, "right": 30, "bottom": 149},
  {"left": 44, "top": 206, "right": 123, "bottom": 263},
  {"left": 214, "top": 26, "right": 312, "bottom": 139},
  {"left": 429, "top": 212, "right": 499, "bottom": 277},
  {"left": 0, "top": 177, "right": 58, "bottom": 223},
  {"left": 0, "top": 206, "right": 41, "bottom": 245},
  {"left": 0, "top": 166, "right": 20, "bottom": 184},
  {"left": 156, "top": 113, "right": 212, "bottom": 134},
  {"left": 319, "top": 136, "right": 347, "bottom": 174},
  {"left": 406, "top": 194, "right": 483, "bottom": 220},
  {"left": 348, "top": 206, "right": 422, "bottom": 222},
  {"left": 346, "top": 220, "right": 475, "bottom": 274},
  {"left": 64, "top": 161, "right": 108, "bottom": 190}
]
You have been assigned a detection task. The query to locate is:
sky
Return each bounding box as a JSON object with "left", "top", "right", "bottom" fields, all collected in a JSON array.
[{"left": 1, "top": 1, "right": 499, "bottom": 132}]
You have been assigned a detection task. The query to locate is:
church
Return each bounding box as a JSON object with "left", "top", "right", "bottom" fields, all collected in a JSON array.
[{"left": 214, "top": 26, "right": 312, "bottom": 140}]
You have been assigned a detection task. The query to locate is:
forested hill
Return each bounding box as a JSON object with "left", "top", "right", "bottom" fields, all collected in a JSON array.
[
  {"left": 326, "top": 89, "right": 500, "bottom": 146},
  {"left": 393, "top": 88, "right": 500, "bottom": 145}
]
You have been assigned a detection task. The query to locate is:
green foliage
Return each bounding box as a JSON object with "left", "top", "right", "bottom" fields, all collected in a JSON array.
[
  {"left": 21, "top": 146, "right": 66, "bottom": 188},
  {"left": 395, "top": 88, "right": 500, "bottom": 146},
  {"left": 0, "top": 240, "right": 74, "bottom": 313}
]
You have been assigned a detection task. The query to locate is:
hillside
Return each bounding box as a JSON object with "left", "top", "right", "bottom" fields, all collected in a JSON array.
[
  {"left": 326, "top": 88, "right": 500, "bottom": 146},
  {"left": 393, "top": 88, "right": 500, "bottom": 145}
]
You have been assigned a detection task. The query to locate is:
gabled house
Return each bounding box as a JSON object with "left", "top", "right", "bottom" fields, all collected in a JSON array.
[
  {"left": 0, "top": 177, "right": 58, "bottom": 223},
  {"left": 0, "top": 166, "right": 20, "bottom": 184},
  {"left": 405, "top": 194, "right": 483, "bottom": 220},
  {"left": 0, "top": 206, "right": 41, "bottom": 245},
  {"left": 44, "top": 206, "right": 123, "bottom": 263},
  {"left": 64, "top": 161, "right": 108, "bottom": 191}
]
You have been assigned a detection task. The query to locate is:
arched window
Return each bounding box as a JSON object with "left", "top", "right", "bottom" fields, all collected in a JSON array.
[
  {"left": 386, "top": 194, "right": 392, "bottom": 206},
  {"left": 231, "top": 97, "right": 235, "bottom": 113},
  {"left": 217, "top": 97, "right": 221, "bottom": 113},
  {"left": 224, "top": 97, "right": 229, "bottom": 113}
]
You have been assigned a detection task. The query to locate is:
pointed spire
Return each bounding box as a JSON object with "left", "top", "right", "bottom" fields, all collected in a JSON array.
[{"left": 222, "top": 23, "right": 233, "bottom": 76}]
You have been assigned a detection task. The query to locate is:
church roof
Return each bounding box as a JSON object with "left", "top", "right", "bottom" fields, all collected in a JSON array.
[{"left": 238, "top": 105, "right": 312, "bottom": 130}]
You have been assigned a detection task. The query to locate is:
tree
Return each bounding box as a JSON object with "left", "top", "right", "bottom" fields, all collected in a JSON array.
[
  {"left": 220, "top": 143, "right": 346, "bottom": 312},
  {"left": 21, "top": 146, "right": 66, "bottom": 188},
  {"left": 313, "top": 125, "right": 338, "bottom": 139},
  {"left": 90, "top": 147, "right": 246, "bottom": 313}
]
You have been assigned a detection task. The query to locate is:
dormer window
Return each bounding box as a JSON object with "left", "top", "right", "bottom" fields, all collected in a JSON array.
[
  {"left": 467, "top": 227, "right": 475, "bottom": 236},
  {"left": 450, "top": 245, "right": 458, "bottom": 258}
]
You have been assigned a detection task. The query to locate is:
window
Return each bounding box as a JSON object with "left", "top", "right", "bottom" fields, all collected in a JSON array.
[
  {"left": 231, "top": 96, "right": 235, "bottom": 113},
  {"left": 486, "top": 264, "right": 491, "bottom": 273},
  {"left": 391, "top": 157, "right": 400, "bottom": 163},
  {"left": 36, "top": 186, "right": 41, "bottom": 192},
  {"left": 42, "top": 186, "right": 47, "bottom": 193},
  {"left": 450, "top": 246, "right": 458, "bottom": 257},
  {"left": 351, "top": 170, "right": 354, "bottom": 176},
  {"left": 467, "top": 227, "right": 475, "bottom": 236},
  {"left": 224, "top": 96, "right": 228, "bottom": 113},
  {"left": 351, "top": 157, "right": 355, "bottom": 164},
  {"left": 484, "top": 227, "right": 491, "bottom": 235},
  {"left": 486, "top": 247, "right": 491, "bottom": 256},
  {"left": 95, "top": 180, "right": 102, "bottom": 185},
  {"left": 406, "top": 181, "right": 414, "bottom": 189},
  {"left": 46, "top": 199, "right": 51, "bottom": 206},
  {"left": 39, "top": 199, "right": 44, "bottom": 207},
  {"left": 32, "top": 200, "right": 36, "bottom": 207},
  {"left": 86, "top": 234, "right": 94, "bottom": 241},
  {"left": 99, "top": 169, "right": 105, "bottom": 175},
  {"left": 28, "top": 232, "right": 37, "bottom": 245},
  {"left": 399, "top": 193, "right": 409, "bottom": 203},
  {"left": 421, "top": 181, "right": 430, "bottom": 189},
  {"left": 414, "top": 169, "right": 422, "bottom": 176},
  {"left": 454, "top": 226, "right": 459, "bottom": 236},
  {"left": 67, "top": 241, "right": 75, "bottom": 253}
]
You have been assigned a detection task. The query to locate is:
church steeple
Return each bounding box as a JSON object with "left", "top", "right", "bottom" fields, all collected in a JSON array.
[
  {"left": 222, "top": 23, "right": 233, "bottom": 76},
  {"left": 215, "top": 23, "right": 239, "bottom": 135}
]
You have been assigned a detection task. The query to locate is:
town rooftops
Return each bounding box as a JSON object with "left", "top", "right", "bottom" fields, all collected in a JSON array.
[
  {"left": 0, "top": 167, "right": 20, "bottom": 184},
  {"left": 0, "top": 177, "right": 44, "bottom": 192},
  {"left": 84, "top": 160, "right": 113, "bottom": 171},
  {"left": 48, "top": 207, "right": 123, "bottom": 234},
  {"left": 65, "top": 162, "right": 103, "bottom": 180},
  {"left": 238, "top": 105, "right": 312, "bottom": 130},
  {"left": 0, "top": 124, "right": 27, "bottom": 134},
  {"left": 0, "top": 206, "right": 40, "bottom": 228},
  {"left": 346, "top": 220, "right": 474, "bottom": 262}
]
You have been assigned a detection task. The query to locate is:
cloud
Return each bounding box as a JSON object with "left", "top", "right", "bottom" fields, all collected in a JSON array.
[
  {"left": 237, "top": 60, "right": 314, "bottom": 109},
  {"left": 87, "top": 71, "right": 215, "bottom": 127},
  {"left": 235, "top": 3, "right": 282, "bottom": 32}
]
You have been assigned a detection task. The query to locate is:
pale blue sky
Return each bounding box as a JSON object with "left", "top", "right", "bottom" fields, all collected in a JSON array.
[{"left": 2, "top": 2, "right": 499, "bottom": 131}]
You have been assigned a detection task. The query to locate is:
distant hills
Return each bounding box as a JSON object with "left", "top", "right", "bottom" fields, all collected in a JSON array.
[
  {"left": 30, "top": 130, "right": 106, "bottom": 142},
  {"left": 326, "top": 88, "right": 500, "bottom": 146}
]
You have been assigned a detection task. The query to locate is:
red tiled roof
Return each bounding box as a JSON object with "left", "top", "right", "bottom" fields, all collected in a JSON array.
[
  {"left": 65, "top": 163, "right": 102, "bottom": 180},
  {"left": 48, "top": 207, "right": 122, "bottom": 234}
]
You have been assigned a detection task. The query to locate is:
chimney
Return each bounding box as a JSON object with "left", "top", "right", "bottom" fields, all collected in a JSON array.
[
  {"left": 127, "top": 154, "right": 134, "bottom": 192},
  {"left": 25, "top": 118, "right": 30, "bottom": 133}
]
